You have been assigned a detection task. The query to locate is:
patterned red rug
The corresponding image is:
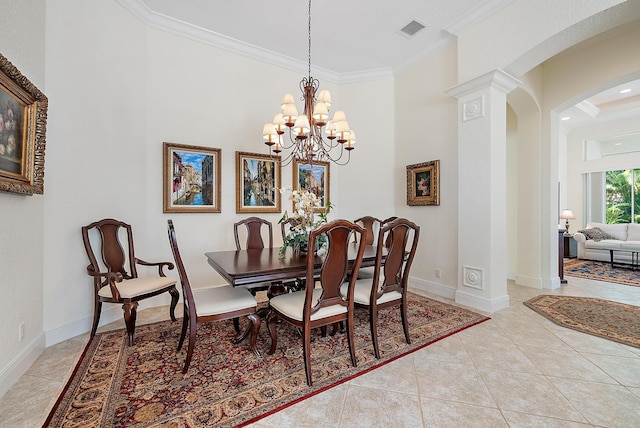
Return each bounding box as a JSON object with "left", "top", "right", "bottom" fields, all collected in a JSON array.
[
  {"left": 524, "top": 295, "right": 640, "bottom": 348},
  {"left": 564, "top": 258, "right": 640, "bottom": 287},
  {"left": 44, "top": 293, "right": 488, "bottom": 427}
]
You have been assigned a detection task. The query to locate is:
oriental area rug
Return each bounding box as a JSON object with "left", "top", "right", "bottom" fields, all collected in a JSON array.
[
  {"left": 524, "top": 295, "right": 640, "bottom": 348},
  {"left": 44, "top": 293, "right": 489, "bottom": 427},
  {"left": 563, "top": 258, "right": 640, "bottom": 287}
]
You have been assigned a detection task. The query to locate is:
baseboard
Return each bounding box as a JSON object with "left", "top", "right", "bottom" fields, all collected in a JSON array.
[
  {"left": 0, "top": 333, "right": 45, "bottom": 399},
  {"left": 515, "top": 274, "right": 542, "bottom": 289},
  {"left": 409, "top": 276, "right": 457, "bottom": 300},
  {"left": 454, "top": 289, "right": 510, "bottom": 313},
  {"left": 45, "top": 293, "right": 176, "bottom": 347}
]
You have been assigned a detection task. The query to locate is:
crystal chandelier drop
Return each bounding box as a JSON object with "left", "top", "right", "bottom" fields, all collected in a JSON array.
[{"left": 262, "top": 0, "right": 356, "bottom": 166}]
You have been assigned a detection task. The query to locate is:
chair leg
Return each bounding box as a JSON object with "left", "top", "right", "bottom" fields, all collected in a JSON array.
[
  {"left": 233, "top": 317, "right": 240, "bottom": 333},
  {"left": 168, "top": 286, "right": 180, "bottom": 322},
  {"left": 182, "top": 316, "right": 197, "bottom": 374},
  {"left": 303, "top": 324, "right": 313, "bottom": 386},
  {"left": 232, "top": 313, "right": 261, "bottom": 357},
  {"left": 177, "top": 311, "right": 189, "bottom": 351},
  {"left": 90, "top": 300, "right": 102, "bottom": 337},
  {"left": 370, "top": 306, "right": 381, "bottom": 359},
  {"left": 122, "top": 300, "right": 138, "bottom": 346},
  {"left": 266, "top": 312, "right": 279, "bottom": 355},
  {"left": 400, "top": 301, "right": 411, "bottom": 345},
  {"left": 346, "top": 314, "right": 358, "bottom": 367}
]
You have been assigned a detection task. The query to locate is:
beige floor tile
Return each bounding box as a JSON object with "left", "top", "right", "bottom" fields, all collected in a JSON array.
[
  {"left": 348, "top": 355, "right": 419, "bottom": 395},
  {"left": 550, "top": 376, "right": 640, "bottom": 427},
  {"left": 415, "top": 360, "right": 496, "bottom": 407},
  {"left": 479, "top": 369, "right": 588, "bottom": 423},
  {"left": 518, "top": 345, "right": 616, "bottom": 383},
  {"left": 413, "top": 335, "right": 475, "bottom": 365},
  {"left": 464, "top": 341, "right": 542, "bottom": 374},
  {"left": 0, "top": 375, "right": 61, "bottom": 428},
  {"left": 338, "top": 385, "right": 424, "bottom": 427},
  {"left": 420, "top": 397, "right": 507, "bottom": 427},
  {"left": 582, "top": 353, "right": 640, "bottom": 387},
  {"left": 501, "top": 410, "right": 594, "bottom": 427}
]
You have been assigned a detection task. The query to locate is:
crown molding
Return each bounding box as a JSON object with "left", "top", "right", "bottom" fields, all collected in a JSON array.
[{"left": 115, "top": 0, "right": 393, "bottom": 84}]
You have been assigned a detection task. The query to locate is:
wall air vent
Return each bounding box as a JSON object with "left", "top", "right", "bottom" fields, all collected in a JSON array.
[{"left": 400, "top": 19, "right": 426, "bottom": 36}]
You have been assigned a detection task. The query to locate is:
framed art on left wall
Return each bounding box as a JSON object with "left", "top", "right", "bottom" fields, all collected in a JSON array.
[
  {"left": 0, "top": 52, "right": 48, "bottom": 195},
  {"left": 163, "top": 142, "right": 221, "bottom": 213}
]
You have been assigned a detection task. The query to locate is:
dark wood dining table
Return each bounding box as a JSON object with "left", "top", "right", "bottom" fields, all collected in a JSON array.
[{"left": 205, "top": 244, "right": 379, "bottom": 287}]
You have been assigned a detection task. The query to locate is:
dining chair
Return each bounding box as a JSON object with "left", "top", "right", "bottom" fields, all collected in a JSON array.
[
  {"left": 234, "top": 216, "right": 273, "bottom": 251},
  {"left": 353, "top": 216, "right": 383, "bottom": 279},
  {"left": 81, "top": 218, "right": 180, "bottom": 345},
  {"left": 167, "top": 220, "right": 261, "bottom": 373},
  {"left": 341, "top": 217, "right": 420, "bottom": 359},
  {"left": 266, "top": 219, "right": 366, "bottom": 386}
]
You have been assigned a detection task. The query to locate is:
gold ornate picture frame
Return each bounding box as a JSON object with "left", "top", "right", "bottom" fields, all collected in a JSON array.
[
  {"left": 163, "top": 142, "right": 221, "bottom": 213},
  {"left": 292, "top": 159, "right": 330, "bottom": 212},
  {"left": 235, "top": 151, "right": 281, "bottom": 213},
  {"left": 0, "top": 53, "right": 48, "bottom": 195},
  {"left": 407, "top": 160, "right": 440, "bottom": 206}
]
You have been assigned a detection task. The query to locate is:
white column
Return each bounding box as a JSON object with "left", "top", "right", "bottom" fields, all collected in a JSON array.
[{"left": 447, "top": 69, "right": 521, "bottom": 312}]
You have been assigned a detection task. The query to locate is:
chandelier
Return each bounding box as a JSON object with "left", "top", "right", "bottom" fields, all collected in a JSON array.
[{"left": 261, "top": 0, "right": 356, "bottom": 166}]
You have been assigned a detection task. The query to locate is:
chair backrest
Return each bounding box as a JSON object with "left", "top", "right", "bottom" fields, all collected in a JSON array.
[
  {"left": 167, "top": 220, "right": 197, "bottom": 320},
  {"left": 234, "top": 217, "right": 273, "bottom": 250},
  {"left": 304, "top": 219, "right": 366, "bottom": 319},
  {"left": 372, "top": 218, "right": 420, "bottom": 299},
  {"left": 381, "top": 216, "right": 398, "bottom": 247},
  {"left": 280, "top": 216, "right": 302, "bottom": 242},
  {"left": 353, "top": 216, "right": 382, "bottom": 245},
  {"left": 82, "top": 218, "right": 138, "bottom": 281}
]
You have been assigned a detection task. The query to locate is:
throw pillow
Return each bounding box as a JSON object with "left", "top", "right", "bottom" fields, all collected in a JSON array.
[{"left": 578, "top": 227, "right": 616, "bottom": 241}]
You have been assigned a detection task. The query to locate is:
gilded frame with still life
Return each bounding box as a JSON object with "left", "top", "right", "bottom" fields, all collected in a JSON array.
[{"left": 406, "top": 160, "right": 440, "bottom": 206}]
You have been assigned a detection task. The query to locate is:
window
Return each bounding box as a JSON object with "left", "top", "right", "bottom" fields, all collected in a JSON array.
[{"left": 605, "top": 169, "right": 640, "bottom": 223}]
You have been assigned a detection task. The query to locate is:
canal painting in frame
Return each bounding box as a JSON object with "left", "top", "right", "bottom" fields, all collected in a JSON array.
[
  {"left": 163, "top": 142, "right": 221, "bottom": 213},
  {"left": 292, "top": 159, "right": 330, "bottom": 213},
  {"left": 235, "top": 151, "right": 281, "bottom": 213}
]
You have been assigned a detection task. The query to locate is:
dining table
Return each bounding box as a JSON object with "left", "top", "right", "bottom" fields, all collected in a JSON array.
[{"left": 205, "top": 244, "right": 380, "bottom": 288}]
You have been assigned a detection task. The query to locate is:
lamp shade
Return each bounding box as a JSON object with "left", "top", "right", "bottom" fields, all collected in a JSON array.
[{"left": 559, "top": 209, "right": 575, "bottom": 220}]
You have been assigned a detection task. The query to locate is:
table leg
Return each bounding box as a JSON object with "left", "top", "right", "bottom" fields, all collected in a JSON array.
[{"left": 610, "top": 249, "right": 614, "bottom": 268}]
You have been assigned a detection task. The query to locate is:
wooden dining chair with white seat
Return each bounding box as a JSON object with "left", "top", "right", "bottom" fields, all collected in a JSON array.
[
  {"left": 167, "top": 220, "right": 261, "bottom": 373},
  {"left": 81, "top": 218, "right": 180, "bottom": 346},
  {"left": 266, "top": 219, "right": 366, "bottom": 386},
  {"left": 341, "top": 217, "right": 420, "bottom": 359}
]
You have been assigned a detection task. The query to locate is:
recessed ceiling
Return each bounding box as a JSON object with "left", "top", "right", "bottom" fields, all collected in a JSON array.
[{"left": 117, "top": 0, "right": 515, "bottom": 79}]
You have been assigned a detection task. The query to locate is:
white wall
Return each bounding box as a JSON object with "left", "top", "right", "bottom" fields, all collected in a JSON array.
[
  {"left": 394, "top": 44, "right": 459, "bottom": 297},
  {"left": 0, "top": 0, "right": 46, "bottom": 397}
]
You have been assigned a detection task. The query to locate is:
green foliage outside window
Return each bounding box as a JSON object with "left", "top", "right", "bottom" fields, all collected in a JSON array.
[{"left": 605, "top": 169, "right": 640, "bottom": 224}]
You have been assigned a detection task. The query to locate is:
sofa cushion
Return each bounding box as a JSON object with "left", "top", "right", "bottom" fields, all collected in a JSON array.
[
  {"left": 578, "top": 227, "right": 616, "bottom": 242},
  {"left": 620, "top": 241, "right": 640, "bottom": 251},
  {"left": 586, "top": 222, "right": 628, "bottom": 241},
  {"left": 584, "top": 239, "right": 621, "bottom": 249},
  {"left": 627, "top": 223, "right": 640, "bottom": 241}
]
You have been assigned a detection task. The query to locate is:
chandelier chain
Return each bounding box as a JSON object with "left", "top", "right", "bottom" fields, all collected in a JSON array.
[{"left": 307, "top": 0, "right": 312, "bottom": 78}]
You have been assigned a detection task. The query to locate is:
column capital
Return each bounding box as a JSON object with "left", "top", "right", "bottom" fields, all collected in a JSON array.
[{"left": 446, "top": 69, "right": 522, "bottom": 99}]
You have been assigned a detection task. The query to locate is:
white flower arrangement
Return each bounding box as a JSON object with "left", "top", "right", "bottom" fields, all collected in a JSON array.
[{"left": 277, "top": 187, "right": 332, "bottom": 258}]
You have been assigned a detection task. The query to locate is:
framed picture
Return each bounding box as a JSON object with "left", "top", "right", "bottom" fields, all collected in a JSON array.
[
  {"left": 0, "top": 53, "right": 48, "bottom": 195},
  {"left": 293, "top": 159, "right": 330, "bottom": 212},
  {"left": 235, "top": 151, "right": 281, "bottom": 213},
  {"left": 407, "top": 160, "right": 440, "bottom": 206},
  {"left": 163, "top": 142, "right": 221, "bottom": 213}
]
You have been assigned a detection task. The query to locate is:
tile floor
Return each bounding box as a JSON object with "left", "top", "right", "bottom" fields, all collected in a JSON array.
[{"left": 1, "top": 276, "right": 640, "bottom": 427}]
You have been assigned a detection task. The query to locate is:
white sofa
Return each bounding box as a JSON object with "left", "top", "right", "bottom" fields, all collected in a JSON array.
[{"left": 573, "top": 222, "right": 640, "bottom": 264}]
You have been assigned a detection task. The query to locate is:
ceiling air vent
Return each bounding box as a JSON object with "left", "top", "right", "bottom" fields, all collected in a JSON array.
[{"left": 400, "top": 19, "right": 426, "bottom": 37}]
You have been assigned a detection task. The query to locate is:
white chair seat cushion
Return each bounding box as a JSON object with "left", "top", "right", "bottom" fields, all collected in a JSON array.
[
  {"left": 340, "top": 279, "right": 402, "bottom": 306},
  {"left": 270, "top": 288, "right": 347, "bottom": 321},
  {"left": 98, "top": 276, "right": 176, "bottom": 299},
  {"left": 193, "top": 285, "right": 257, "bottom": 316}
]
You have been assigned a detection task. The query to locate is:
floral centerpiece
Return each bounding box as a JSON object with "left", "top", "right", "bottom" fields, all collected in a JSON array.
[{"left": 277, "top": 187, "right": 332, "bottom": 258}]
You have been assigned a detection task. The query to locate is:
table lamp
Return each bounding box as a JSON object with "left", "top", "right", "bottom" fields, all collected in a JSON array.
[{"left": 560, "top": 209, "right": 575, "bottom": 234}]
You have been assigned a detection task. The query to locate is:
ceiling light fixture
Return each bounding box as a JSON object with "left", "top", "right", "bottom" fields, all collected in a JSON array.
[
  {"left": 561, "top": 116, "right": 571, "bottom": 121},
  {"left": 620, "top": 88, "right": 631, "bottom": 94},
  {"left": 261, "top": 0, "right": 356, "bottom": 166}
]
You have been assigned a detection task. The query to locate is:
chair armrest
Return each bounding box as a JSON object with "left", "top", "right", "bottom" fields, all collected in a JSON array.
[
  {"left": 86, "top": 265, "right": 123, "bottom": 300},
  {"left": 135, "top": 258, "right": 175, "bottom": 277}
]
